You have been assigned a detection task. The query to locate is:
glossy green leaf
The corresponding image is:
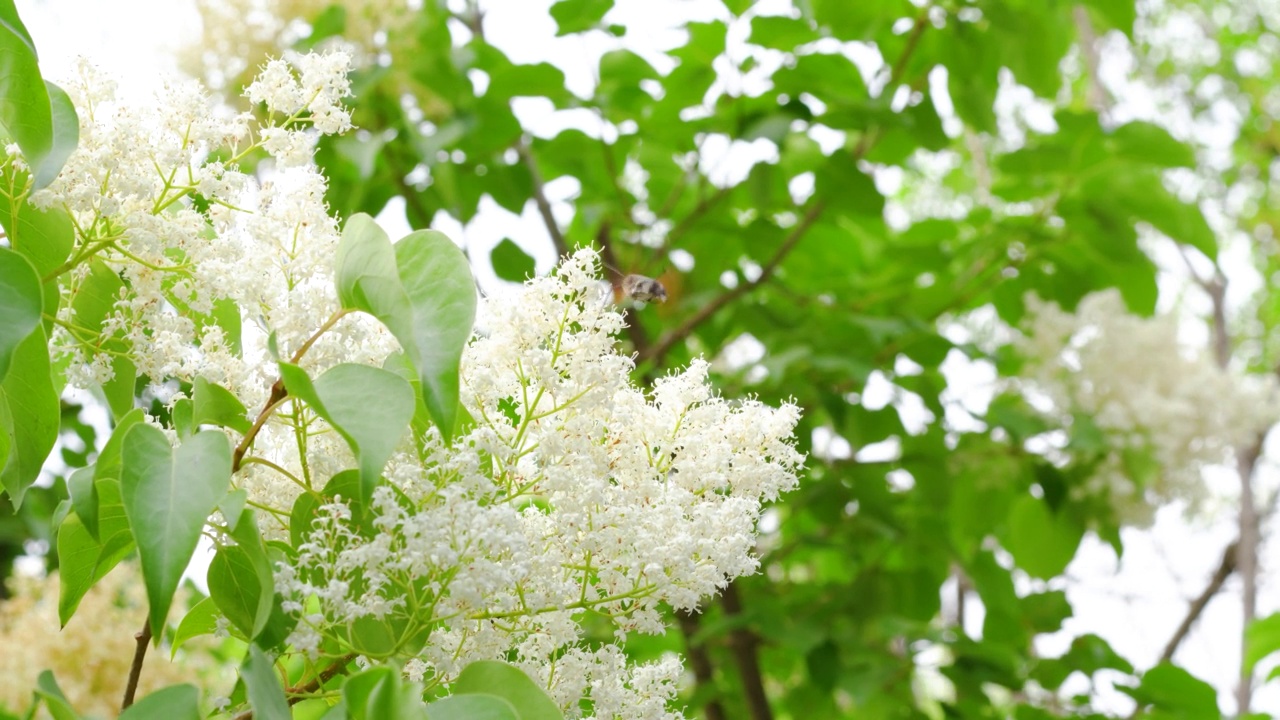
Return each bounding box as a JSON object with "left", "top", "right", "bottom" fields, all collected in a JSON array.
[
  {"left": 118, "top": 684, "right": 200, "bottom": 720},
  {"left": 453, "top": 661, "right": 563, "bottom": 720},
  {"left": 35, "top": 670, "right": 80, "bottom": 720},
  {"left": 33, "top": 81, "right": 78, "bottom": 188},
  {"left": 279, "top": 362, "right": 413, "bottom": 504},
  {"left": 208, "top": 540, "right": 263, "bottom": 639},
  {"left": 121, "top": 426, "right": 232, "bottom": 639},
  {"left": 241, "top": 646, "right": 291, "bottom": 720},
  {"left": 490, "top": 238, "right": 536, "bottom": 282},
  {"left": 0, "top": 247, "right": 42, "bottom": 382},
  {"left": 0, "top": 324, "right": 57, "bottom": 506},
  {"left": 66, "top": 465, "right": 97, "bottom": 540},
  {"left": 58, "top": 478, "right": 135, "bottom": 625},
  {"left": 171, "top": 596, "right": 220, "bottom": 657},
  {"left": 192, "top": 376, "right": 252, "bottom": 433},
  {"left": 426, "top": 695, "right": 519, "bottom": 720},
  {"left": 394, "top": 229, "right": 477, "bottom": 440},
  {"left": 0, "top": 17, "right": 52, "bottom": 183},
  {"left": 334, "top": 214, "right": 475, "bottom": 439},
  {"left": 208, "top": 507, "right": 274, "bottom": 640}
]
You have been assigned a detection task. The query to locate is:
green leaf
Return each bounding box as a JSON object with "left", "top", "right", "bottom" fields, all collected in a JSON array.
[
  {"left": 241, "top": 646, "right": 291, "bottom": 720},
  {"left": 0, "top": 247, "right": 42, "bottom": 381},
  {"left": 1006, "top": 495, "right": 1083, "bottom": 580},
  {"left": 491, "top": 238, "right": 536, "bottom": 282},
  {"left": 426, "top": 695, "right": 519, "bottom": 720},
  {"left": 453, "top": 661, "right": 564, "bottom": 720},
  {"left": 172, "top": 596, "right": 220, "bottom": 657},
  {"left": 0, "top": 324, "right": 57, "bottom": 506},
  {"left": 394, "top": 229, "right": 477, "bottom": 439},
  {"left": 335, "top": 214, "right": 414, "bottom": 342},
  {"left": 1109, "top": 121, "right": 1195, "bottom": 168},
  {"left": 1119, "top": 662, "right": 1218, "bottom": 717},
  {"left": 342, "top": 667, "right": 426, "bottom": 720},
  {"left": 549, "top": 0, "right": 613, "bottom": 35},
  {"left": 208, "top": 508, "right": 275, "bottom": 640},
  {"left": 192, "top": 376, "right": 252, "bottom": 433},
  {"left": 58, "top": 479, "right": 135, "bottom": 625},
  {"left": 34, "top": 81, "right": 78, "bottom": 188},
  {"left": 121, "top": 426, "right": 232, "bottom": 639},
  {"left": 66, "top": 465, "right": 98, "bottom": 540},
  {"left": 1080, "top": 0, "right": 1135, "bottom": 36},
  {"left": 118, "top": 684, "right": 200, "bottom": 720},
  {"left": 1246, "top": 612, "right": 1280, "bottom": 674},
  {"left": 0, "top": 17, "right": 52, "bottom": 185},
  {"left": 279, "top": 362, "right": 414, "bottom": 504},
  {"left": 1, "top": 201, "right": 72, "bottom": 329},
  {"left": 208, "top": 540, "right": 263, "bottom": 639},
  {"left": 334, "top": 214, "right": 476, "bottom": 440},
  {"left": 35, "top": 670, "right": 81, "bottom": 720}
]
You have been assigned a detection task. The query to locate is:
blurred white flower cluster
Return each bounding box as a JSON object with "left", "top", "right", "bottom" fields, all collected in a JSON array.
[
  {"left": 279, "top": 250, "right": 804, "bottom": 719},
  {"left": 1016, "top": 289, "right": 1278, "bottom": 525},
  {"left": 185, "top": 0, "right": 416, "bottom": 91}
]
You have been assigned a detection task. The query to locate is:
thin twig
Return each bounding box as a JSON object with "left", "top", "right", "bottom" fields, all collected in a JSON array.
[
  {"left": 639, "top": 1, "right": 934, "bottom": 365},
  {"left": 232, "top": 654, "right": 357, "bottom": 720},
  {"left": 1158, "top": 540, "right": 1238, "bottom": 663},
  {"left": 639, "top": 200, "right": 825, "bottom": 364},
  {"left": 120, "top": 616, "right": 153, "bottom": 710},
  {"left": 518, "top": 140, "right": 570, "bottom": 259}
]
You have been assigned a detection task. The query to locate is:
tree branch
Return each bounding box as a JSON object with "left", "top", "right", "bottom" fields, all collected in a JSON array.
[
  {"left": 518, "top": 140, "right": 570, "bottom": 259},
  {"left": 721, "top": 583, "right": 772, "bottom": 720},
  {"left": 639, "top": 200, "right": 825, "bottom": 364},
  {"left": 677, "top": 609, "right": 727, "bottom": 720},
  {"left": 232, "top": 654, "right": 357, "bottom": 720},
  {"left": 638, "top": 2, "right": 935, "bottom": 365},
  {"left": 1158, "top": 540, "right": 1238, "bottom": 664},
  {"left": 120, "top": 615, "right": 153, "bottom": 710}
]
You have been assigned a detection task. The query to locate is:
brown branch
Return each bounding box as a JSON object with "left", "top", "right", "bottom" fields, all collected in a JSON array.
[
  {"left": 638, "top": 2, "right": 935, "bottom": 366},
  {"left": 518, "top": 140, "right": 570, "bottom": 259},
  {"left": 721, "top": 583, "right": 772, "bottom": 720},
  {"left": 677, "top": 609, "right": 727, "bottom": 720},
  {"left": 121, "top": 615, "right": 153, "bottom": 710},
  {"left": 1158, "top": 540, "right": 1238, "bottom": 663},
  {"left": 639, "top": 200, "right": 825, "bottom": 365},
  {"left": 233, "top": 653, "right": 357, "bottom": 720}
]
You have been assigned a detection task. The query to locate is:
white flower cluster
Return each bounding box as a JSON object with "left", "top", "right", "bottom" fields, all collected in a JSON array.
[
  {"left": 1016, "top": 289, "right": 1278, "bottom": 525},
  {"left": 28, "top": 53, "right": 376, "bottom": 415},
  {"left": 277, "top": 250, "right": 804, "bottom": 718}
]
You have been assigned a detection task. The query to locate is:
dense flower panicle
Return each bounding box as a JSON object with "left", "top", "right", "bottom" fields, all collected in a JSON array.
[
  {"left": 1016, "top": 289, "right": 1278, "bottom": 525},
  {"left": 30, "top": 53, "right": 363, "bottom": 405},
  {"left": 278, "top": 251, "right": 804, "bottom": 718}
]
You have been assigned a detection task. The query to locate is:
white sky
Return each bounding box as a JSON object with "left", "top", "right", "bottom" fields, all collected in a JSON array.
[{"left": 13, "top": 0, "right": 1280, "bottom": 715}]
